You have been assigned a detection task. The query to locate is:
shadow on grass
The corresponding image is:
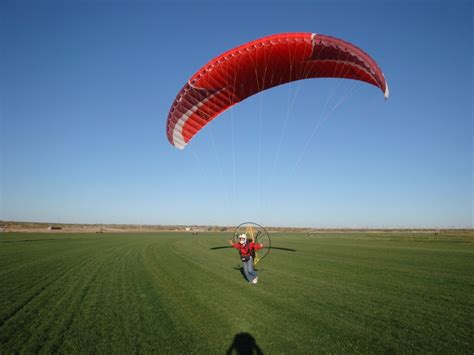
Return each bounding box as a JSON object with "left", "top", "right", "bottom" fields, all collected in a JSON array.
[
  {"left": 210, "top": 246, "right": 296, "bottom": 252},
  {"left": 226, "top": 332, "right": 263, "bottom": 355},
  {"left": 233, "top": 265, "right": 247, "bottom": 281},
  {"left": 0, "top": 239, "right": 57, "bottom": 243},
  {"left": 233, "top": 263, "right": 267, "bottom": 280}
]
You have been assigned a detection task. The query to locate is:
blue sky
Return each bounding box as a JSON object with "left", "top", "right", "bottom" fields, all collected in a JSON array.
[{"left": 1, "top": 0, "right": 472, "bottom": 228}]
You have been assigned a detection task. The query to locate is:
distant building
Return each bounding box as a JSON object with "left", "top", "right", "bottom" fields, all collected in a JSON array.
[{"left": 48, "top": 226, "right": 62, "bottom": 231}]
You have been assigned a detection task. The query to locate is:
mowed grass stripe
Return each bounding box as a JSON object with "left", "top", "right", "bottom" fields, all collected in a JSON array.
[
  {"left": 0, "top": 239, "right": 100, "bottom": 328},
  {"left": 142, "top": 236, "right": 242, "bottom": 351},
  {"left": 265, "top": 233, "right": 473, "bottom": 351},
  {"left": 0, "top": 232, "right": 472, "bottom": 353},
  {"left": 0, "top": 237, "right": 130, "bottom": 351}
]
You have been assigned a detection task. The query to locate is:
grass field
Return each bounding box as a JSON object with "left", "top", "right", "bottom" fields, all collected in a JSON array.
[{"left": 1, "top": 231, "right": 473, "bottom": 353}]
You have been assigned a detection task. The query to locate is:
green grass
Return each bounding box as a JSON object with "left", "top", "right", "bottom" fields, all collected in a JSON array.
[{"left": 1, "top": 231, "right": 473, "bottom": 353}]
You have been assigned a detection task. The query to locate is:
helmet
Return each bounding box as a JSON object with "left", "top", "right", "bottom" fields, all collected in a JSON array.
[{"left": 238, "top": 234, "right": 247, "bottom": 244}]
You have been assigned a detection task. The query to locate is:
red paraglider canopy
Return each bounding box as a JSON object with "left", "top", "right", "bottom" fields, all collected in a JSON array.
[{"left": 166, "top": 32, "right": 388, "bottom": 149}]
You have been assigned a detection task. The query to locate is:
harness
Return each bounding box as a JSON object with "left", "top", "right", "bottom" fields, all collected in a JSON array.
[{"left": 239, "top": 243, "right": 255, "bottom": 261}]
